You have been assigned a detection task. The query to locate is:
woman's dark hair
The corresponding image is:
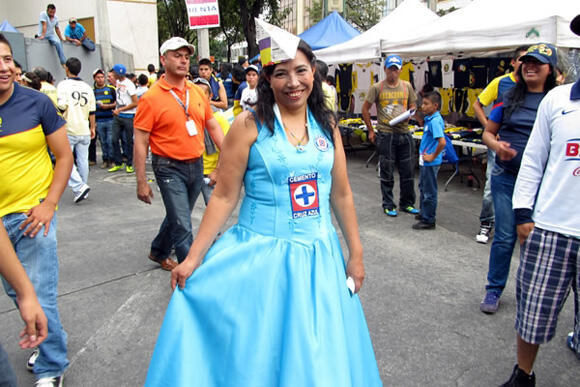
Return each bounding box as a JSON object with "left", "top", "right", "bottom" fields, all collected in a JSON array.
[
  {"left": 503, "top": 62, "right": 557, "bottom": 120},
  {"left": 219, "top": 62, "right": 232, "bottom": 79},
  {"left": 189, "top": 64, "right": 199, "bottom": 78},
  {"left": 232, "top": 64, "right": 245, "bottom": 83},
  {"left": 255, "top": 40, "right": 335, "bottom": 142},
  {"left": 22, "top": 72, "right": 41, "bottom": 90},
  {"left": 326, "top": 75, "right": 335, "bottom": 87}
]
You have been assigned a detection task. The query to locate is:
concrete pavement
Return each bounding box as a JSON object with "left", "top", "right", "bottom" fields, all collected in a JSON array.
[{"left": 1, "top": 151, "right": 578, "bottom": 386}]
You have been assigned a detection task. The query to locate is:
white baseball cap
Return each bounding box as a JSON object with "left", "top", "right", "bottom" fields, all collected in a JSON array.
[{"left": 160, "top": 37, "right": 195, "bottom": 56}]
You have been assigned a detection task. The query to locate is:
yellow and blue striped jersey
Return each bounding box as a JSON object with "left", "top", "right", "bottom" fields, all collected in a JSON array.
[
  {"left": 478, "top": 73, "right": 516, "bottom": 107},
  {"left": 0, "top": 83, "right": 66, "bottom": 217}
]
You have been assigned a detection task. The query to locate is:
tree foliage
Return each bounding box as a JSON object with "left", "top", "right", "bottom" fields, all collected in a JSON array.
[
  {"left": 307, "top": 1, "right": 324, "bottom": 25},
  {"left": 239, "top": 0, "right": 290, "bottom": 59},
  {"left": 307, "top": 0, "right": 385, "bottom": 32},
  {"left": 157, "top": 0, "right": 196, "bottom": 44},
  {"left": 345, "top": 0, "right": 385, "bottom": 31}
]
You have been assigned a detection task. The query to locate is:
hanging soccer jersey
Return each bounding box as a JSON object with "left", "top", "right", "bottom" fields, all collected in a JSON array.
[
  {"left": 441, "top": 59, "right": 454, "bottom": 88},
  {"left": 352, "top": 63, "right": 378, "bottom": 114},
  {"left": 469, "top": 58, "right": 489, "bottom": 88},
  {"left": 400, "top": 62, "right": 415, "bottom": 88},
  {"left": 453, "top": 59, "right": 470, "bottom": 88},
  {"left": 488, "top": 57, "right": 512, "bottom": 80},
  {"left": 427, "top": 61, "right": 442, "bottom": 88},
  {"left": 466, "top": 88, "right": 483, "bottom": 117},
  {"left": 454, "top": 88, "right": 469, "bottom": 114},
  {"left": 335, "top": 63, "right": 353, "bottom": 112},
  {"left": 413, "top": 60, "right": 428, "bottom": 93},
  {"left": 439, "top": 88, "right": 454, "bottom": 116}
]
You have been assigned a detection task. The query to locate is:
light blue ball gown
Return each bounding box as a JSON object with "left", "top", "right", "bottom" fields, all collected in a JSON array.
[{"left": 145, "top": 107, "right": 382, "bottom": 386}]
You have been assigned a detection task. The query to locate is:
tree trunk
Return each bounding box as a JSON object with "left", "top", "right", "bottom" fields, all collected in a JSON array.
[{"left": 240, "top": 1, "right": 260, "bottom": 59}]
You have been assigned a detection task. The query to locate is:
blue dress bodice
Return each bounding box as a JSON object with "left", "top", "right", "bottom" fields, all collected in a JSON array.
[{"left": 238, "top": 108, "right": 335, "bottom": 244}]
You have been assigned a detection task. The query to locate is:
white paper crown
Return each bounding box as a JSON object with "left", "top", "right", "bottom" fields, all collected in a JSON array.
[{"left": 255, "top": 18, "right": 300, "bottom": 67}]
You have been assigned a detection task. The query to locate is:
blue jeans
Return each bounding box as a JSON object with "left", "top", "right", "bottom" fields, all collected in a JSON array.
[
  {"left": 151, "top": 155, "right": 203, "bottom": 263},
  {"left": 419, "top": 164, "right": 440, "bottom": 224},
  {"left": 67, "top": 134, "right": 90, "bottom": 193},
  {"left": 97, "top": 119, "right": 113, "bottom": 162},
  {"left": 0, "top": 343, "right": 17, "bottom": 387},
  {"left": 1, "top": 214, "right": 68, "bottom": 379},
  {"left": 485, "top": 167, "right": 517, "bottom": 294},
  {"left": 111, "top": 115, "right": 134, "bottom": 166},
  {"left": 479, "top": 149, "right": 496, "bottom": 223},
  {"left": 376, "top": 131, "right": 416, "bottom": 210},
  {"left": 43, "top": 35, "right": 66, "bottom": 65}
]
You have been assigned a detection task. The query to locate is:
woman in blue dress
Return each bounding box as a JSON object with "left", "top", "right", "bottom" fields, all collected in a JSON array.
[{"left": 145, "top": 40, "right": 382, "bottom": 387}]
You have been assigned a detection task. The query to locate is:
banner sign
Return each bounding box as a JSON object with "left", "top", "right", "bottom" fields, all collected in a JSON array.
[{"left": 185, "top": 0, "right": 220, "bottom": 29}]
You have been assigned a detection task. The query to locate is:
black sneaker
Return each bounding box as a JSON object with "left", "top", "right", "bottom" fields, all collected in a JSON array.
[
  {"left": 475, "top": 221, "right": 493, "bottom": 244},
  {"left": 27, "top": 348, "right": 39, "bottom": 372},
  {"left": 500, "top": 364, "right": 535, "bottom": 387},
  {"left": 412, "top": 221, "right": 435, "bottom": 230}
]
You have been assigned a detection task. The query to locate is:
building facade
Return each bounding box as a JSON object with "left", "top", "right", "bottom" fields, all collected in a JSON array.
[{"left": 1, "top": 0, "right": 158, "bottom": 72}]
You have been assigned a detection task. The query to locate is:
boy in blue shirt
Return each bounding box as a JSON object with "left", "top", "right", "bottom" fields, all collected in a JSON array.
[{"left": 413, "top": 91, "right": 446, "bottom": 230}]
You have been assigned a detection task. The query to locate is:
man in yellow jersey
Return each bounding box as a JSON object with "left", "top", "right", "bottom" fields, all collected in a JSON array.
[{"left": 0, "top": 33, "right": 73, "bottom": 387}]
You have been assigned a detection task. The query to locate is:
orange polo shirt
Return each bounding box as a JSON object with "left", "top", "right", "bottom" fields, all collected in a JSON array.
[{"left": 134, "top": 76, "right": 213, "bottom": 160}]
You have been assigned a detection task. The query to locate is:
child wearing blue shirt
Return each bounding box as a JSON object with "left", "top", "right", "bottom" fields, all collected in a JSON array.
[{"left": 413, "top": 91, "right": 446, "bottom": 230}]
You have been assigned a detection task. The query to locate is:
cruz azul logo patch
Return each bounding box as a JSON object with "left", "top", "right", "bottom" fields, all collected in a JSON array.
[
  {"left": 314, "top": 135, "right": 329, "bottom": 152},
  {"left": 288, "top": 172, "right": 320, "bottom": 219}
]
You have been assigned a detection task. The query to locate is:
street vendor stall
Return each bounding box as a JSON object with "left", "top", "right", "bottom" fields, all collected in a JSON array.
[
  {"left": 380, "top": 0, "right": 580, "bottom": 60},
  {"left": 314, "top": 0, "right": 438, "bottom": 65},
  {"left": 298, "top": 11, "right": 360, "bottom": 50}
]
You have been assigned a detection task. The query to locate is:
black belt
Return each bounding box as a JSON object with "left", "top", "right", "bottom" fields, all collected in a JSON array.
[{"left": 152, "top": 154, "right": 201, "bottom": 164}]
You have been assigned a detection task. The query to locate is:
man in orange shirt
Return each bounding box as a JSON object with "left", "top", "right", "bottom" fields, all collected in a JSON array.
[{"left": 134, "top": 37, "right": 224, "bottom": 270}]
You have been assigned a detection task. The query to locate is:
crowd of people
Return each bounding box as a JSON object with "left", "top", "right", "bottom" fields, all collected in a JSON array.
[{"left": 0, "top": 7, "right": 579, "bottom": 387}]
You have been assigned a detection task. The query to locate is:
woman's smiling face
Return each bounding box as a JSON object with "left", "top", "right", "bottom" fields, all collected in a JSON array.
[{"left": 268, "top": 50, "right": 314, "bottom": 110}]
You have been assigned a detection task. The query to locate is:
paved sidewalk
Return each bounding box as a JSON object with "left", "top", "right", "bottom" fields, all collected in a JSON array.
[{"left": 1, "top": 151, "right": 578, "bottom": 386}]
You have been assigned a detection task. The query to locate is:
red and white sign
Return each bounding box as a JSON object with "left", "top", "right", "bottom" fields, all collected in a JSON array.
[{"left": 185, "top": 0, "right": 220, "bottom": 29}]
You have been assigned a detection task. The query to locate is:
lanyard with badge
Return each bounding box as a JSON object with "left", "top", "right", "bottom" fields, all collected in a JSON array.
[{"left": 169, "top": 89, "right": 198, "bottom": 136}]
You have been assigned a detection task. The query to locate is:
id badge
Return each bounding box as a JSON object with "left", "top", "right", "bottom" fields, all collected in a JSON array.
[{"left": 186, "top": 120, "right": 198, "bottom": 136}]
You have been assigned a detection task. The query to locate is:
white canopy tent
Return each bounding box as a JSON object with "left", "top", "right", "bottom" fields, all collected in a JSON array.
[
  {"left": 314, "top": 0, "right": 438, "bottom": 64},
  {"left": 380, "top": 0, "right": 580, "bottom": 59}
]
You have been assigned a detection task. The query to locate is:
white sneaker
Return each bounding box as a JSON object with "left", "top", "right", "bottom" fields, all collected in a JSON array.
[
  {"left": 27, "top": 348, "right": 39, "bottom": 371},
  {"left": 73, "top": 184, "right": 90, "bottom": 203},
  {"left": 475, "top": 222, "right": 493, "bottom": 244},
  {"left": 35, "top": 375, "right": 63, "bottom": 387}
]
